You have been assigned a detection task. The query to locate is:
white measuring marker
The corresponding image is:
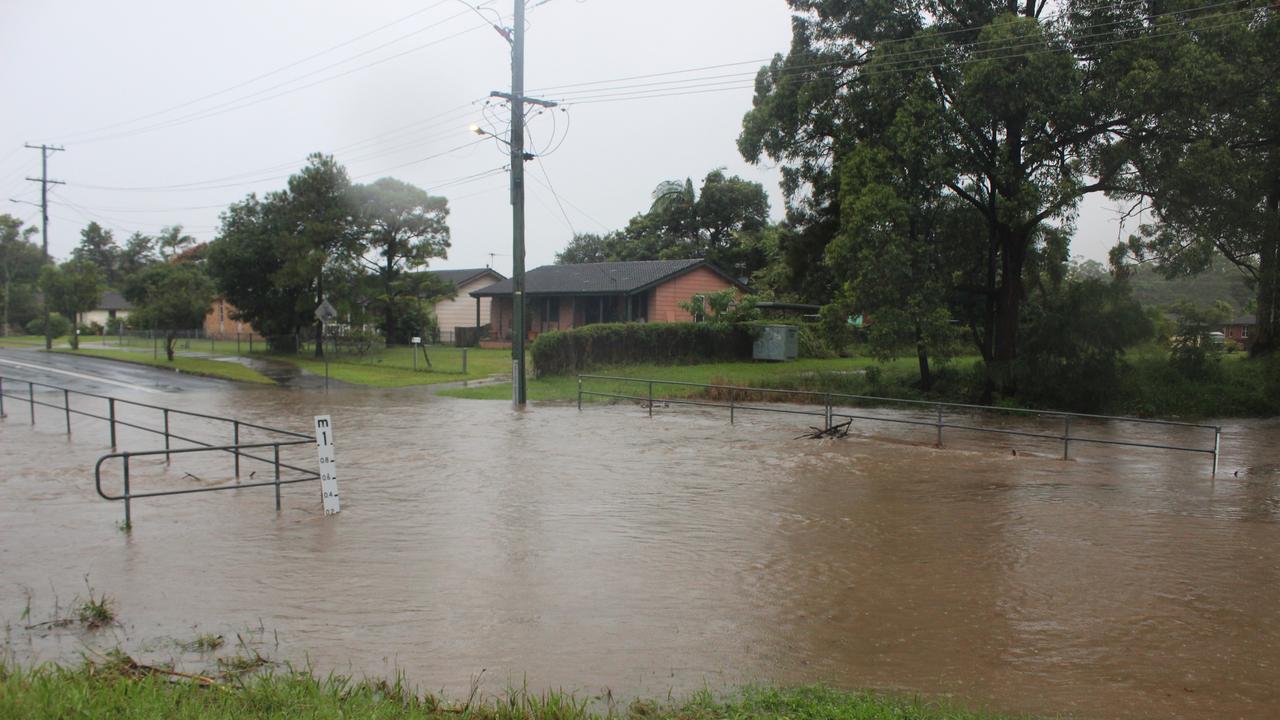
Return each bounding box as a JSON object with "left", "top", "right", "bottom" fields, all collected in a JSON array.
[{"left": 314, "top": 415, "right": 341, "bottom": 515}]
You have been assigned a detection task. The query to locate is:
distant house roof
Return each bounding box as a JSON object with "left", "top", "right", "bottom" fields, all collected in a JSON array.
[
  {"left": 426, "top": 267, "right": 505, "bottom": 287},
  {"left": 1226, "top": 314, "right": 1257, "bottom": 326},
  {"left": 470, "top": 259, "right": 749, "bottom": 297},
  {"left": 99, "top": 290, "right": 134, "bottom": 311}
]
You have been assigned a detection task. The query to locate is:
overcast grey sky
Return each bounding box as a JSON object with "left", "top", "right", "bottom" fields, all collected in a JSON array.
[{"left": 1, "top": 0, "right": 1127, "bottom": 276}]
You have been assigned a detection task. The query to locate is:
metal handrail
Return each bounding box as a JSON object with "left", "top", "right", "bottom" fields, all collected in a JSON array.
[
  {"left": 1, "top": 374, "right": 322, "bottom": 524},
  {"left": 94, "top": 441, "right": 319, "bottom": 526},
  {"left": 577, "top": 374, "right": 1223, "bottom": 475}
]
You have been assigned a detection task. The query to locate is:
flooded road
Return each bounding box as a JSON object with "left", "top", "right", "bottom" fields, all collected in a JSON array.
[{"left": 1, "top": 374, "right": 1278, "bottom": 719}]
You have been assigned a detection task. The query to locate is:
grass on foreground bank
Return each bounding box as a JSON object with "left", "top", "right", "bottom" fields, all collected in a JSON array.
[
  {"left": 280, "top": 346, "right": 513, "bottom": 387},
  {"left": 0, "top": 664, "right": 1028, "bottom": 720},
  {"left": 51, "top": 348, "right": 274, "bottom": 385}
]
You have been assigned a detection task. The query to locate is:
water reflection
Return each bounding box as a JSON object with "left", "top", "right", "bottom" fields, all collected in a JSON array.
[{"left": 1, "top": 388, "right": 1277, "bottom": 719}]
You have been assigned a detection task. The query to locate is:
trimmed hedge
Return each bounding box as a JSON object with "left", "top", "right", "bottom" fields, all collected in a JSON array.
[{"left": 530, "top": 322, "right": 755, "bottom": 376}]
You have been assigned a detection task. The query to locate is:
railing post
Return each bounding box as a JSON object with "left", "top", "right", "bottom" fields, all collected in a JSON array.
[
  {"left": 1062, "top": 416, "right": 1072, "bottom": 460},
  {"left": 122, "top": 454, "right": 132, "bottom": 528},
  {"left": 163, "top": 409, "right": 171, "bottom": 464},
  {"left": 233, "top": 421, "right": 241, "bottom": 479},
  {"left": 730, "top": 388, "right": 736, "bottom": 425},
  {"left": 63, "top": 388, "right": 71, "bottom": 434},
  {"left": 576, "top": 376, "right": 582, "bottom": 411},
  {"left": 1212, "top": 427, "right": 1221, "bottom": 476},
  {"left": 648, "top": 381, "right": 653, "bottom": 418},
  {"left": 273, "top": 444, "right": 282, "bottom": 512},
  {"left": 0, "top": 377, "right": 6, "bottom": 418},
  {"left": 108, "top": 397, "right": 117, "bottom": 448},
  {"left": 461, "top": 348, "right": 468, "bottom": 374},
  {"left": 29, "top": 382, "right": 35, "bottom": 424},
  {"left": 935, "top": 404, "right": 943, "bottom": 447}
]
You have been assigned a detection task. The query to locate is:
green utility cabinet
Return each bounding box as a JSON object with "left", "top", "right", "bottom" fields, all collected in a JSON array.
[{"left": 753, "top": 324, "right": 799, "bottom": 361}]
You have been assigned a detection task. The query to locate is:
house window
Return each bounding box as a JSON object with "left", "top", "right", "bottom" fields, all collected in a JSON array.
[
  {"left": 545, "top": 298, "right": 559, "bottom": 323},
  {"left": 1242, "top": 326, "right": 1249, "bottom": 338}
]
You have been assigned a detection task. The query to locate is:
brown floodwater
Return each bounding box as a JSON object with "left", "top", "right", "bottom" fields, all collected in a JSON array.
[{"left": 1, "top": 383, "right": 1278, "bottom": 719}]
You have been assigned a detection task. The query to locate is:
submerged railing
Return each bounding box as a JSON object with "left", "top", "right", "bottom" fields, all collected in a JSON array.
[
  {"left": 576, "top": 374, "right": 1222, "bottom": 475},
  {"left": 0, "top": 374, "right": 319, "bottom": 525}
]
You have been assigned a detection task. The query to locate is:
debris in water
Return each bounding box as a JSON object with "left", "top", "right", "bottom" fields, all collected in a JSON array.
[{"left": 797, "top": 419, "right": 852, "bottom": 440}]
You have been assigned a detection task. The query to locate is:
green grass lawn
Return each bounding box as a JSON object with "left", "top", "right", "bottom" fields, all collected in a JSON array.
[
  {"left": 51, "top": 348, "right": 274, "bottom": 385},
  {"left": 439, "top": 356, "right": 926, "bottom": 402},
  {"left": 0, "top": 334, "right": 67, "bottom": 348},
  {"left": 277, "top": 346, "right": 513, "bottom": 388},
  {"left": 78, "top": 334, "right": 259, "bottom": 355},
  {"left": 0, "top": 663, "right": 1029, "bottom": 720}
]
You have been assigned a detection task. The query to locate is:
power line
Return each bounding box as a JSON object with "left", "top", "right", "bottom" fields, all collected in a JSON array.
[
  {"left": 535, "top": 0, "right": 1254, "bottom": 104},
  {"left": 533, "top": 157, "right": 576, "bottom": 236},
  {"left": 551, "top": 6, "right": 1260, "bottom": 106},
  {"left": 54, "top": 1, "right": 459, "bottom": 143},
  {"left": 66, "top": 8, "right": 497, "bottom": 145}
]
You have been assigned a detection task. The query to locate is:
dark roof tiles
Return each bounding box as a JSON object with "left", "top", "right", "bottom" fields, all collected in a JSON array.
[{"left": 471, "top": 259, "right": 744, "bottom": 296}]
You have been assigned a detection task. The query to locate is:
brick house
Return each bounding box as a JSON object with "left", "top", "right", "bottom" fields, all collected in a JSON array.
[
  {"left": 470, "top": 258, "right": 750, "bottom": 342},
  {"left": 204, "top": 297, "right": 262, "bottom": 340},
  {"left": 1222, "top": 313, "right": 1257, "bottom": 350}
]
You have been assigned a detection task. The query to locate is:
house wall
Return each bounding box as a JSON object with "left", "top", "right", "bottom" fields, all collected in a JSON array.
[
  {"left": 647, "top": 267, "right": 741, "bottom": 323},
  {"left": 76, "top": 309, "right": 130, "bottom": 329},
  {"left": 203, "top": 298, "right": 262, "bottom": 339},
  {"left": 1224, "top": 323, "right": 1254, "bottom": 350},
  {"left": 434, "top": 275, "right": 498, "bottom": 335}
]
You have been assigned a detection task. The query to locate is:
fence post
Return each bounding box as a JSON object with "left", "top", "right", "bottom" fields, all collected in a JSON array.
[
  {"left": 163, "top": 409, "right": 171, "bottom": 464},
  {"left": 29, "top": 382, "right": 35, "bottom": 424},
  {"left": 461, "top": 348, "right": 468, "bottom": 374},
  {"left": 0, "top": 377, "right": 5, "bottom": 417},
  {"left": 273, "top": 444, "right": 282, "bottom": 512},
  {"left": 730, "top": 388, "right": 736, "bottom": 425},
  {"left": 577, "top": 376, "right": 582, "bottom": 411},
  {"left": 122, "top": 454, "right": 132, "bottom": 528},
  {"left": 233, "top": 420, "right": 241, "bottom": 479},
  {"left": 648, "top": 381, "right": 653, "bottom": 418},
  {"left": 108, "top": 398, "right": 117, "bottom": 448},
  {"left": 249, "top": 335, "right": 253, "bottom": 354},
  {"left": 935, "top": 404, "right": 944, "bottom": 447},
  {"left": 1212, "top": 427, "right": 1221, "bottom": 476},
  {"left": 1062, "top": 416, "right": 1072, "bottom": 460},
  {"left": 63, "top": 388, "right": 71, "bottom": 434},
  {"left": 824, "top": 393, "right": 831, "bottom": 430}
]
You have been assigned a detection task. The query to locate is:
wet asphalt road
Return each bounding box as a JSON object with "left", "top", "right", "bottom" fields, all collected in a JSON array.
[{"left": 0, "top": 346, "right": 234, "bottom": 396}]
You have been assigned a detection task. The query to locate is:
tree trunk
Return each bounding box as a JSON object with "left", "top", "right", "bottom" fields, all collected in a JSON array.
[
  {"left": 165, "top": 332, "right": 176, "bottom": 362},
  {"left": 1250, "top": 185, "right": 1279, "bottom": 356},
  {"left": 2, "top": 269, "right": 9, "bottom": 337},
  {"left": 314, "top": 275, "right": 325, "bottom": 359},
  {"left": 992, "top": 225, "right": 1030, "bottom": 393},
  {"left": 384, "top": 253, "right": 396, "bottom": 344},
  {"left": 915, "top": 324, "right": 932, "bottom": 392}
]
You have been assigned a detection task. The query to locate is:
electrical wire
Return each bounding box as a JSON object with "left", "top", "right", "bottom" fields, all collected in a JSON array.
[
  {"left": 66, "top": 8, "right": 497, "bottom": 145},
  {"left": 552, "top": 6, "right": 1262, "bottom": 107},
  {"left": 533, "top": 157, "right": 576, "bottom": 236},
  {"left": 53, "top": 0, "right": 458, "bottom": 143},
  {"left": 536, "top": 0, "right": 1256, "bottom": 103}
]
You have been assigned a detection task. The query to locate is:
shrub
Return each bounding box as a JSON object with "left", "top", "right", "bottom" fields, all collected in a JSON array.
[
  {"left": 26, "top": 312, "right": 71, "bottom": 337},
  {"left": 530, "top": 322, "right": 755, "bottom": 376}
]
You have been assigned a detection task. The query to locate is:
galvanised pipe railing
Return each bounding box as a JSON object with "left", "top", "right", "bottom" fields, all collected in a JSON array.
[
  {"left": 2, "top": 374, "right": 321, "bottom": 524},
  {"left": 577, "top": 374, "right": 1222, "bottom": 475}
]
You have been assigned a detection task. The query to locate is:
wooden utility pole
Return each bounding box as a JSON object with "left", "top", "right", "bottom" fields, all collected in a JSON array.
[
  {"left": 24, "top": 143, "right": 65, "bottom": 350},
  {"left": 492, "top": 1, "right": 556, "bottom": 407}
]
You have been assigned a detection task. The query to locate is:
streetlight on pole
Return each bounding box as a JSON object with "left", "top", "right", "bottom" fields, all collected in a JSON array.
[{"left": 485, "top": 2, "right": 557, "bottom": 407}]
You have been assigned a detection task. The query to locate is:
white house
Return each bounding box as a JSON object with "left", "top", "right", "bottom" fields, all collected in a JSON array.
[
  {"left": 76, "top": 290, "right": 133, "bottom": 329},
  {"left": 425, "top": 267, "right": 505, "bottom": 341}
]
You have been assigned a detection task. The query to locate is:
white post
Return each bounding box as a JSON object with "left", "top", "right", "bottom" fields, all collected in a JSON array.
[{"left": 314, "top": 415, "right": 341, "bottom": 515}]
